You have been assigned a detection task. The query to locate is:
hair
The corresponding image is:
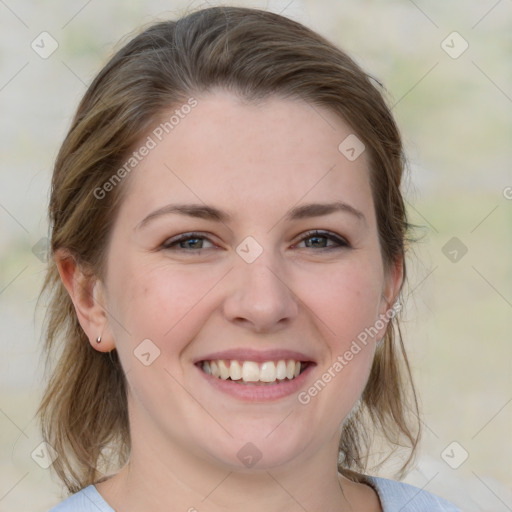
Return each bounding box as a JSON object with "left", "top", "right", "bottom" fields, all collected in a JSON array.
[{"left": 37, "top": 5, "right": 420, "bottom": 495}]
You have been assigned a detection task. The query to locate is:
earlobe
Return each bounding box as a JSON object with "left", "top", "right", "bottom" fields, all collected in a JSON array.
[{"left": 54, "top": 249, "right": 116, "bottom": 353}]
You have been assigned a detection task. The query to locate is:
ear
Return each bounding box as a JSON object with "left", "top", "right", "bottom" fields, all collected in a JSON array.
[
  {"left": 376, "top": 255, "right": 404, "bottom": 339},
  {"left": 54, "top": 249, "right": 116, "bottom": 353}
]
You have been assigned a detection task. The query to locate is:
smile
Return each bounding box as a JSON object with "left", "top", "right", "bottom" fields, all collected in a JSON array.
[{"left": 199, "top": 359, "right": 310, "bottom": 385}]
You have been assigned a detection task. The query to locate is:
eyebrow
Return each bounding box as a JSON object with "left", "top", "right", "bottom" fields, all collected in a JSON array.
[{"left": 135, "top": 200, "right": 366, "bottom": 231}]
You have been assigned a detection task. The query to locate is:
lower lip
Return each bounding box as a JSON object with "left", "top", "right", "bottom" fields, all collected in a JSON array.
[{"left": 197, "top": 364, "right": 315, "bottom": 402}]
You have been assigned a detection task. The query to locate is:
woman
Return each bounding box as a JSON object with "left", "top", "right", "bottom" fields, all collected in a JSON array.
[{"left": 38, "top": 6, "right": 459, "bottom": 511}]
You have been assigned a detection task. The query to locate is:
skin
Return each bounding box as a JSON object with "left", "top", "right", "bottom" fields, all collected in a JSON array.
[{"left": 57, "top": 89, "right": 403, "bottom": 511}]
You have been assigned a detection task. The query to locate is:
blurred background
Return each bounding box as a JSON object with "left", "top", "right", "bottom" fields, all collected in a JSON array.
[{"left": 0, "top": 1, "right": 511, "bottom": 510}]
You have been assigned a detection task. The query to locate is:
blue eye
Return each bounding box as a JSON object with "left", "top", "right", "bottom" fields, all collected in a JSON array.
[
  {"left": 162, "top": 232, "right": 214, "bottom": 251},
  {"left": 296, "top": 230, "right": 349, "bottom": 250},
  {"left": 161, "top": 230, "right": 350, "bottom": 253}
]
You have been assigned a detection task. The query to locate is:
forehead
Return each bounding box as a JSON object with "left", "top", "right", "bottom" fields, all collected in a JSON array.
[{"left": 117, "top": 91, "right": 374, "bottom": 227}]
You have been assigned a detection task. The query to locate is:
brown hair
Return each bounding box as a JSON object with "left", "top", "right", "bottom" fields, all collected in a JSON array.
[{"left": 37, "top": 5, "right": 420, "bottom": 494}]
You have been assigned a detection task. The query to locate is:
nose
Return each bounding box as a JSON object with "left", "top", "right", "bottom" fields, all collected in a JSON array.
[{"left": 222, "top": 248, "right": 299, "bottom": 334}]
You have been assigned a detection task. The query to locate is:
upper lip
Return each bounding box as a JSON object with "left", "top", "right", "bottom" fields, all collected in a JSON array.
[{"left": 194, "top": 348, "right": 316, "bottom": 364}]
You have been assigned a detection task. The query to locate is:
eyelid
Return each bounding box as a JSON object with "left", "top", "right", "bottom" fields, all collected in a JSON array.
[
  {"left": 161, "top": 232, "right": 216, "bottom": 250},
  {"left": 293, "top": 229, "right": 350, "bottom": 249},
  {"left": 161, "top": 230, "right": 350, "bottom": 252}
]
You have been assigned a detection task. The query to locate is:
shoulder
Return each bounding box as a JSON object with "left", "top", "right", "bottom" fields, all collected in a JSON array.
[
  {"left": 48, "top": 485, "right": 114, "bottom": 512},
  {"left": 366, "top": 476, "right": 460, "bottom": 512}
]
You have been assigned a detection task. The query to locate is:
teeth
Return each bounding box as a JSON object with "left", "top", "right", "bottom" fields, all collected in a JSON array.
[
  {"left": 201, "top": 359, "right": 306, "bottom": 384},
  {"left": 230, "top": 360, "right": 242, "bottom": 380},
  {"left": 286, "top": 360, "right": 295, "bottom": 379},
  {"left": 276, "top": 360, "right": 287, "bottom": 380},
  {"left": 210, "top": 360, "right": 219, "bottom": 378},
  {"left": 218, "top": 360, "right": 230, "bottom": 380},
  {"left": 260, "top": 361, "right": 276, "bottom": 382},
  {"left": 242, "top": 361, "right": 260, "bottom": 382}
]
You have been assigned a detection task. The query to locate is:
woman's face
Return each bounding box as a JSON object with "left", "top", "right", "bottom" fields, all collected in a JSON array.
[{"left": 99, "top": 90, "right": 401, "bottom": 472}]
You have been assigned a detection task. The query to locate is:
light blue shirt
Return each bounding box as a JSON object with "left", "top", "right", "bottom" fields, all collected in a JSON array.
[{"left": 48, "top": 476, "right": 460, "bottom": 511}]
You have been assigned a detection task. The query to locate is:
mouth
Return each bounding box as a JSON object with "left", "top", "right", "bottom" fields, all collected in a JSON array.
[{"left": 196, "top": 359, "right": 312, "bottom": 386}]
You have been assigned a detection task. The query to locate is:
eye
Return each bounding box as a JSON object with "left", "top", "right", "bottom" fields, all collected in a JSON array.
[
  {"left": 161, "top": 230, "right": 350, "bottom": 254},
  {"left": 295, "top": 230, "right": 350, "bottom": 250},
  {"left": 161, "top": 232, "right": 215, "bottom": 251}
]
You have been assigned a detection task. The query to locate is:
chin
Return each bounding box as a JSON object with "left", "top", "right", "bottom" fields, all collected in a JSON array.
[{"left": 197, "top": 429, "right": 312, "bottom": 473}]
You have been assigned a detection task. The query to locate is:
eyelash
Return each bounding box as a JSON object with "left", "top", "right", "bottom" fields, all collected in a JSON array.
[{"left": 161, "top": 230, "right": 350, "bottom": 253}]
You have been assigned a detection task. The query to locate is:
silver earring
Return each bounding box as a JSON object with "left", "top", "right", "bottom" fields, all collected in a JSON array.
[{"left": 96, "top": 336, "right": 101, "bottom": 344}]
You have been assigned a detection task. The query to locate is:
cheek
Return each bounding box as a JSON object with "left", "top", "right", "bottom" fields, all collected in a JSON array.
[
  {"left": 300, "top": 258, "right": 384, "bottom": 347},
  {"left": 297, "top": 263, "right": 381, "bottom": 421},
  {"left": 107, "top": 258, "right": 218, "bottom": 348}
]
